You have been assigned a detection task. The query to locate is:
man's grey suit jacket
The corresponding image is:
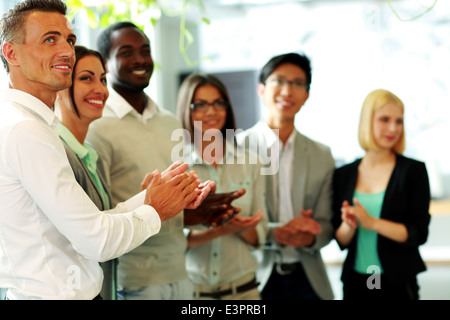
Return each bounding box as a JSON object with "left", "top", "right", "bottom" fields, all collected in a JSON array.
[{"left": 237, "top": 121, "right": 335, "bottom": 300}]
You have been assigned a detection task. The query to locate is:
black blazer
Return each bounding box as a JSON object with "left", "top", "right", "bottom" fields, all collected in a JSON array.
[{"left": 332, "top": 154, "right": 431, "bottom": 283}]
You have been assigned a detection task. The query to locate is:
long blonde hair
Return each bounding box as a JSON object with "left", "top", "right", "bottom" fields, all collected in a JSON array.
[{"left": 358, "top": 89, "right": 405, "bottom": 153}]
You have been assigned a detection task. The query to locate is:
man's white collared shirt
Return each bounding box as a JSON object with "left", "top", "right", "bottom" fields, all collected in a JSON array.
[
  {"left": 0, "top": 89, "right": 161, "bottom": 299},
  {"left": 103, "top": 87, "right": 157, "bottom": 123},
  {"left": 258, "top": 121, "right": 301, "bottom": 263}
]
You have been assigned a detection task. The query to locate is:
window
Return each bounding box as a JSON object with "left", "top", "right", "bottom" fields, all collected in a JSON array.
[{"left": 198, "top": 0, "right": 450, "bottom": 198}]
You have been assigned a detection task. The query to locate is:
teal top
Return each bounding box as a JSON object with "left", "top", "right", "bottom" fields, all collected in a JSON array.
[
  {"left": 58, "top": 123, "right": 110, "bottom": 210},
  {"left": 353, "top": 190, "right": 385, "bottom": 274}
]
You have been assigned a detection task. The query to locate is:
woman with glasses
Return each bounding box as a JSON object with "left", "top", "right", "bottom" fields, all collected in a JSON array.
[
  {"left": 332, "top": 89, "right": 431, "bottom": 300},
  {"left": 176, "top": 73, "right": 268, "bottom": 300}
]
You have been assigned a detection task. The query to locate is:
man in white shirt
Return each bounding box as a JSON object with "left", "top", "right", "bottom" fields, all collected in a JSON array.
[
  {"left": 0, "top": 0, "right": 206, "bottom": 300},
  {"left": 237, "top": 52, "right": 335, "bottom": 300}
]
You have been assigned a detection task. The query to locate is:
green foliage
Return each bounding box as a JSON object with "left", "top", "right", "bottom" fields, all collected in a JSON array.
[
  {"left": 66, "top": 0, "right": 210, "bottom": 66},
  {"left": 66, "top": 0, "right": 160, "bottom": 29},
  {"left": 178, "top": 0, "right": 211, "bottom": 66},
  {"left": 388, "top": 0, "right": 439, "bottom": 21}
]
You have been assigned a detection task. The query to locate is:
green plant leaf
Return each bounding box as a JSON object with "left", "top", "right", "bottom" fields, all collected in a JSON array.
[
  {"left": 67, "top": 0, "right": 210, "bottom": 66},
  {"left": 86, "top": 9, "right": 99, "bottom": 29}
]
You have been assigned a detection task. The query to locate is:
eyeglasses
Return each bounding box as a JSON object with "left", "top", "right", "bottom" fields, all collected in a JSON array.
[
  {"left": 190, "top": 100, "right": 228, "bottom": 112},
  {"left": 266, "top": 78, "right": 309, "bottom": 91}
]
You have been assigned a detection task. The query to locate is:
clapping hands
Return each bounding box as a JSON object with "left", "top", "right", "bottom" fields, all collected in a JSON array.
[
  {"left": 141, "top": 161, "right": 214, "bottom": 221},
  {"left": 340, "top": 198, "right": 375, "bottom": 230},
  {"left": 184, "top": 188, "right": 246, "bottom": 227},
  {"left": 273, "top": 209, "right": 321, "bottom": 247}
]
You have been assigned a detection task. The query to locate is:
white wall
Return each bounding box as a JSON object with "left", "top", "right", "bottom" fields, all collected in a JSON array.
[
  {"left": 195, "top": 0, "right": 450, "bottom": 198},
  {"left": 1, "top": 0, "right": 449, "bottom": 198}
]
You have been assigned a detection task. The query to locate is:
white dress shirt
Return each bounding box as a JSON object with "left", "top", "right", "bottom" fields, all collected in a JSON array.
[
  {"left": 258, "top": 122, "right": 301, "bottom": 263},
  {"left": 0, "top": 89, "right": 161, "bottom": 300}
]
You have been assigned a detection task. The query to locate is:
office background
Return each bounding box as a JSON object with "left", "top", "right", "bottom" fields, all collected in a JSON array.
[{"left": 1, "top": 0, "right": 448, "bottom": 299}]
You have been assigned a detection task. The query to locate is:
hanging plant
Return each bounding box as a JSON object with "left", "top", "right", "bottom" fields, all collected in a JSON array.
[
  {"left": 66, "top": 0, "right": 210, "bottom": 66},
  {"left": 388, "top": 0, "right": 438, "bottom": 21}
]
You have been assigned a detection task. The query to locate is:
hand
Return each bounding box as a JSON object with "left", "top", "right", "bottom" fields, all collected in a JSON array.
[
  {"left": 340, "top": 200, "right": 358, "bottom": 229},
  {"left": 143, "top": 169, "right": 200, "bottom": 221},
  {"left": 186, "top": 210, "right": 264, "bottom": 248},
  {"left": 273, "top": 226, "right": 315, "bottom": 248},
  {"left": 140, "top": 160, "right": 188, "bottom": 190},
  {"left": 184, "top": 188, "right": 246, "bottom": 227},
  {"left": 286, "top": 209, "right": 322, "bottom": 235},
  {"left": 185, "top": 179, "right": 215, "bottom": 210},
  {"left": 350, "top": 198, "right": 376, "bottom": 230},
  {"left": 217, "top": 210, "right": 263, "bottom": 236},
  {"left": 210, "top": 189, "right": 246, "bottom": 226},
  {"left": 141, "top": 161, "right": 212, "bottom": 210},
  {"left": 273, "top": 209, "right": 321, "bottom": 247}
]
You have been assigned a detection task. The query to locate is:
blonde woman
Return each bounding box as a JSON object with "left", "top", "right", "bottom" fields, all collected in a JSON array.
[{"left": 332, "top": 89, "right": 431, "bottom": 300}]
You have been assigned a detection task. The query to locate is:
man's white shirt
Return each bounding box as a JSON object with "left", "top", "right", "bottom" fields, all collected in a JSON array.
[
  {"left": 0, "top": 89, "right": 161, "bottom": 299},
  {"left": 256, "top": 121, "right": 302, "bottom": 263}
]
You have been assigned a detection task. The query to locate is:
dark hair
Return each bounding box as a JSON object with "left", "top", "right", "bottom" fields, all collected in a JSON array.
[
  {"left": 259, "top": 52, "right": 312, "bottom": 92},
  {"left": 0, "top": 0, "right": 67, "bottom": 72},
  {"left": 69, "top": 45, "right": 107, "bottom": 118},
  {"left": 176, "top": 73, "right": 237, "bottom": 143},
  {"left": 96, "top": 21, "right": 148, "bottom": 60}
]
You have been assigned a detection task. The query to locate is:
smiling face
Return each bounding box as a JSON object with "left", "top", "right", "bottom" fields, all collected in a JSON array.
[
  {"left": 56, "top": 54, "right": 108, "bottom": 130},
  {"left": 6, "top": 11, "right": 76, "bottom": 102},
  {"left": 71, "top": 55, "right": 109, "bottom": 122},
  {"left": 372, "top": 102, "right": 404, "bottom": 151},
  {"left": 190, "top": 84, "right": 227, "bottom": 135},
  {"left": 106, "top": 26, "right": 153, "bottom": 91},
  {"left": 258, "top": 63, "right": 309, "bottom": 123}
]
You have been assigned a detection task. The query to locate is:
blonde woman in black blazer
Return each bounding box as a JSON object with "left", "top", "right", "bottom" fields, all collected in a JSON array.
[{"left": 332, "top": 89, "right": 431, "bottom": 300}]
